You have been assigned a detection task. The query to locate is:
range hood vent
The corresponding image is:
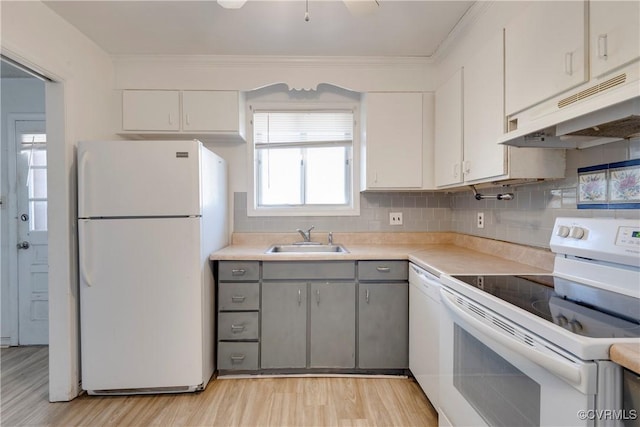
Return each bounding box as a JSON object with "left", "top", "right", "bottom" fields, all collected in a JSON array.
[
  {"left": 501, "top": 96, "right": 640, "bottom": 149},
  {"left": 558, "top": 74, "right": 626, "bottom": 109}
]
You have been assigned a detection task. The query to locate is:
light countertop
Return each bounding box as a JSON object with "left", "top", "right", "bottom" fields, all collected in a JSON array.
[
  {"left": 210, "top": 232, "right": 553, "bottom": 277},
  {"left": 210, "top": 231, "right": 638, "bottom": 374}
]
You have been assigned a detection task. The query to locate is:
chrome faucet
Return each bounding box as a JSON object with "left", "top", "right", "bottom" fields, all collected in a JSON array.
[{"left": 296, "top": 225, "right": 314, "bottom": 242}]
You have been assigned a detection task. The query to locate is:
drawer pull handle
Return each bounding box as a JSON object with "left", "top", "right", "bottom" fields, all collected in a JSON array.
[
  {"left": 376, "top": 266, "right": 391, "bottom": 272},
  {"left": 231, "top": 296, "right": 246, "bottom": 302},
  {"left": 231, "top": 324, "right": 245, "bottom": 332},
  {"left": 365, "top": 289, "right": 370, "bottom": 304},
  {"left": 230, "top": 354, "right": 246, "bottom": 362},
  {"left": 231, "top": 269, "right": 246, "bottom": 276}
]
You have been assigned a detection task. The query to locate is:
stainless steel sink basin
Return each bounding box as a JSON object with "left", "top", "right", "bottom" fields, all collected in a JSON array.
[{"left": 265, "top": 243, "right": 349, "bottom": 254}]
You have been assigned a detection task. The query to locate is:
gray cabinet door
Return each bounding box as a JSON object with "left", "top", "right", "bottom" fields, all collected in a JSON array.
[
  {"left": 358, "top": 282, "right": 409, "bottom": 369},
  {"left": 310, "top": 282, "right": 356, "bottom": 368},
  {"left": 261, "top": 282, "right": 307, "bottom": 369}
]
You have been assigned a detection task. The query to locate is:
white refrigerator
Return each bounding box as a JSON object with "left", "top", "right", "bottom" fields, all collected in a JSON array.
[{"left": 77, "top": 140, "right": 227, "bottom": 395}]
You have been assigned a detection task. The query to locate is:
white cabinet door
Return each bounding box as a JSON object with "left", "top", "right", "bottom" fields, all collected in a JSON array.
[
  {"left": 362, "top": 92, "right": 423, "bottom": 189},
  {"left": 435, "top": 69, "right": 463, "bottom": 187},
  {"left": 122, "top": 90, "right": 180, "bottom": 131},
  {"left": 463, "top": 29, "right": 507, "bottom": 183},
  {"left": 182, "top": 91, "right": 239, "bottom": 132},
  {"left": 505, "top": 1, "right": 587, "bottom": 115},
  {"left": 590, "top": 1, "right": 640, "bottom": 78}
]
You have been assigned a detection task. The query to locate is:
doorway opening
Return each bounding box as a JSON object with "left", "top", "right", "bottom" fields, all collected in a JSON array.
[{"left": 1, "top": 58, "right": 48, "bottom": 346}]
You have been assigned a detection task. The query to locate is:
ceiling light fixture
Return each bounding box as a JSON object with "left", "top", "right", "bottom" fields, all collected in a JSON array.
[{"left": 217, "top": 0, "right": 247, "bottom": 9}]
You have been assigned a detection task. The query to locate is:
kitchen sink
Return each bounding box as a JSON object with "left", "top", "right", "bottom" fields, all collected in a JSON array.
[{"left": 265, "top": 243, "right": 349, "bottom": 254}]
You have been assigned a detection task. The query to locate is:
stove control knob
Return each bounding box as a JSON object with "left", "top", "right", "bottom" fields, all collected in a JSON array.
[
  {"left": 557, "top": 226, "right": 570, "bottom": 238},
  {"left": 569, "top": 226, "right": 585, "bottom": 239},
  {"left": 569, "top": 319, "right": 583, "bottom": 333},
  {"left": 556, "top": 315, "right": 569, "bottom": 326}
]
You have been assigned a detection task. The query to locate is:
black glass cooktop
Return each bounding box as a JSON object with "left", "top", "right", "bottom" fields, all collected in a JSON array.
[{"left": 451, "top": 275, "right": 640, "bottom": 339}]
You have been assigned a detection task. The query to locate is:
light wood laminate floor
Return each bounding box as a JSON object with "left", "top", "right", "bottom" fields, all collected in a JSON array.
[{"left": 1, "top": 346, "right": 437, "bottom": 426}]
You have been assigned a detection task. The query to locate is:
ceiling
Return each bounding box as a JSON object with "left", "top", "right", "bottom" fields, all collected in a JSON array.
[{"left": 42, "top": 0, "right": 475, "bottom": 57}]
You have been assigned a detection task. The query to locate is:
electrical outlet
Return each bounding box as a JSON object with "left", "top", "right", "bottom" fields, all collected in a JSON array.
[
  {"left": 389, "top": 212, "right": 403, "bottom": 226},
  {"left": 477, "top": 212, "right": 485, "bottom": 229}
]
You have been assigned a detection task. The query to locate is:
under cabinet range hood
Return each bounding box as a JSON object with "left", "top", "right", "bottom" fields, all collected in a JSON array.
[{"left": 500, "top": 72, "right": 640, "bottom": 149}]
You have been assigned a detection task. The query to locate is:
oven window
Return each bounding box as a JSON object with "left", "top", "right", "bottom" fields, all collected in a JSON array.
[{"left": 454, "top": 325, "right": 541, "bottom": 427}]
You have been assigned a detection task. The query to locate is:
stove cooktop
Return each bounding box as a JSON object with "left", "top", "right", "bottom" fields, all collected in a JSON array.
[{"left": 451, "top": 275, "right": 640, "bottom": 340}]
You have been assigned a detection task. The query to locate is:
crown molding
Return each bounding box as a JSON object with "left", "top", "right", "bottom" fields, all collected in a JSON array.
[
  {"left": 430, "top": 0, "right": 494, "bottom": 63},
  {"left": 112, "top": 54, "right": 434, "bottom": 68}
]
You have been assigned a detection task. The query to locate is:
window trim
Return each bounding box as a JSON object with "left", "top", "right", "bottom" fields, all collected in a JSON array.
[{"left": 247, "top": 102, "right": 360, "bottom": 217}]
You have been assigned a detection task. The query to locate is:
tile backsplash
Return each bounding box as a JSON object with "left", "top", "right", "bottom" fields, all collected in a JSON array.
[
  {"left": 233, "top": 139, "right": 640, "bottom": 249},
  {"left": 233, "top": 191, "right": 452, "bottom": 235}
]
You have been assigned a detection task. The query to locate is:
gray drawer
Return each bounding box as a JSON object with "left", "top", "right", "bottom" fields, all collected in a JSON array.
[
  {"left": 358, "top": 260, "right": 408, "bottom": 281},
  {"left": 219, "top": 261, "right": 259, "bottom": 281},
  {"left": 263, "top": 261, "right": 355, "bottom": 280},
  {"left": 218, "top": 312, "right": 259, "bottom": 340},
  {"left": 218, "top": 342, "right": 259, "bottom": 371},
  {"left": 219, "top": 282, "right": 260, "bottom": 311}
]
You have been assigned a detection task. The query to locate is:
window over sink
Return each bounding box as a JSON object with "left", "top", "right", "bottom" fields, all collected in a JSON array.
[{"left": 247, "top": 87, "right": 360, "bottom": 217}]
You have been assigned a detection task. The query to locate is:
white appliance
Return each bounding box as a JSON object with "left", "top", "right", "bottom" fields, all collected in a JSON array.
[
  {"left": 77, "top": 140, "right": 227, "bottom": 395},
  {"left": 409, "top": 263, "right": 441, "bottom": 410},
  {"left": 439, "top": 217, "right": 640, "bottom": 427}
]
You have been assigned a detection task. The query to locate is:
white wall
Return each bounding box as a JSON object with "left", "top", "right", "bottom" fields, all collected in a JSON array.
[
  {"left": 0, "top": 78, "right": 46, "bottom": 345},
  {"left": 1, "top": 1, "right": 116, "bottom": 401}
]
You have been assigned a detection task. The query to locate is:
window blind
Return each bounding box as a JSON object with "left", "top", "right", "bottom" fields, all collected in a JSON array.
[{"left": 254, "top": 111, "right": 353, "bottom": 148}]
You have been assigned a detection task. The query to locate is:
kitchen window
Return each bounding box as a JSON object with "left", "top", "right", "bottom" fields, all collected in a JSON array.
[{"left": 248, "top": 108, "right": 359, "bottom": 216}]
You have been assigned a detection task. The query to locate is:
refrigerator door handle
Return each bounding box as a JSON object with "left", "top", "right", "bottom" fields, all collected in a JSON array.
[
  {"left": 78, "top": 149, "right": 89, "bottom": 217},
  {"left": 79, "top": 221, "right": 93, "bottom": 287}
]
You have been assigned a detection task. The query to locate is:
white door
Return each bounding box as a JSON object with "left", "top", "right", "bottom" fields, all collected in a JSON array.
[{"left": 12, "top": 118, "right": 49, "bottom": 345}]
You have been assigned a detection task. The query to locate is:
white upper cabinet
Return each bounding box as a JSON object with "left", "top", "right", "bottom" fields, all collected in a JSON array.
[
  {"left": 122, "top": 90, "right": 246, "bottom": 141},
  {"left": 505, "top": 1, "right": 588, "bottom": 116},
  {"left": 361, "top": 92, "right": 424, "bottom": 190},
  {"left": 434, "top": 27, "right": 566, "bottom": 189},
  {"left": 463, "top": 29, "right": 506, "bottom": 183},
  {"left": 590, "top": 1, "right": 640, "bottom": 79},
  {"left": 434, "top": 69, "right": 463, "bottom": 187},
  {"left": 182, "top": 91, "right": 242, "bottom": 133},
  {"left": 122, "top": 90, "right": 180, "bottom": 131}
]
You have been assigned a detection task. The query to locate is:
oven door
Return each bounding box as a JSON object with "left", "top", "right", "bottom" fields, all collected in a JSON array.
[{"left": 439, "top": 286, "right": 598, "bottom": 427}]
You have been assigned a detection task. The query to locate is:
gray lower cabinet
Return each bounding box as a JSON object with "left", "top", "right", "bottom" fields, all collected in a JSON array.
[
  {"left": 358, "top": 282, "right": 409, "bottom": 369},
  {"left": 261, "top": 282, "right": 307, "bottom": 369},
  {"left": 217, "top": 261, "right": 260, "bottom": 372},
  {"left": 310, "top": 282, "right": 356, "bottom": 368},
  {"left": 217, "top": 259, "right": 407, "bottom": 373}
]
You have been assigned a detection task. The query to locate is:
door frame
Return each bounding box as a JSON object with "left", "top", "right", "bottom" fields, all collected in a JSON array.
[{"left": 6, "top": 113, "right": 47, "bottom": 346}]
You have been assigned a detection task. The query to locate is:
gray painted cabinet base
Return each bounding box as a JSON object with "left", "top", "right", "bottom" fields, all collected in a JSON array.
[
  {"left": 358, "top": 282, "right": 409, "bottom": 369},
  {"left": 261, "top": 282, "right": 307, "bottom": 369}
]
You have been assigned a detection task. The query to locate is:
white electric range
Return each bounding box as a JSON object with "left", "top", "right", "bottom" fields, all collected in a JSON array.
[{"left": 438, "top": 217, "right": 640, "bottom": 427}]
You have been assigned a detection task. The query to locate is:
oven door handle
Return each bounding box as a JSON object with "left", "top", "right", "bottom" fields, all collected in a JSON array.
[{"left": 441, "top": 288, "right": 591, "bottom": 393}]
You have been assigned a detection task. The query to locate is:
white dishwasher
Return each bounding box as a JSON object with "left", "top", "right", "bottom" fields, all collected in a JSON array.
[{"left": 409, "top": 262, "right": 441, "bottom": 411}]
